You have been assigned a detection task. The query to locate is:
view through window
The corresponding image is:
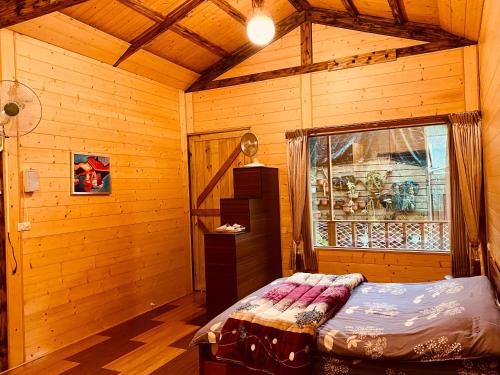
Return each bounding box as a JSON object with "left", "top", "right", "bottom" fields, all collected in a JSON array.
[{"left": 310, "top": 124, "right": 450, "bottom": 251}]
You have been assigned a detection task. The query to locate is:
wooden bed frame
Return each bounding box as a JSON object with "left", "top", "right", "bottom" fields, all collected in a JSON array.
[{"left": 199, "top": 251, "right": 500, "bottom": 375}]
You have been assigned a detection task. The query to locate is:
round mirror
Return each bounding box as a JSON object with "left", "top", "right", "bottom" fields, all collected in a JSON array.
[{"left": 240, "top": 132, "right": 259, "bottom": 157}]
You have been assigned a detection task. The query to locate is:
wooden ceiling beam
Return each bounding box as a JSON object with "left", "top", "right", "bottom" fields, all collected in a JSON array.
[
  {"left": 308, "top": 7, "right": 475, "bottom": 45},
  {"left": 116, "top": 0, "right": 163, "bottom": 22},
  {"left": 171, "top": 25, "right": 229, "bottom": 57},
  {"left": 186, "top": 10, "right": 306, "bottom": 92},
  {"left": 396, "top": 39, "right": 466, "bottom": 57},
  {"left": 193, "top": 49, "right": 396, "bottom": 91},
  {"left": 288, "top": 0, "right": 311, "bottom": 11},
  {"left": 188, "top": 40, "right": 471, "bottom": 92},
  {"left": 387, "top": 0, "right": 406, "bottom": 24},
  {"left": 117, "top": 0, "right": 228, "bottom": 58},
  {"left": 300, "top": 21, "right": 313, "bottom": 65},
  {"left": 0, "top": 0, "right": 89, "bottom": 28},
  {"left": 210, "top": 0, "right": 247, "bottom": 26},
  {"left": 113, "top": 0, "right": 204, "bottom": 67},
  {"left": 340, "top": 0, "right": 359, "bottom": 17}
]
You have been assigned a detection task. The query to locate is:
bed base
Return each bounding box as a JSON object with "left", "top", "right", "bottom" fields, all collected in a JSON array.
[{"left": 200, "top": 345, "right": 261, "bottom": 375}]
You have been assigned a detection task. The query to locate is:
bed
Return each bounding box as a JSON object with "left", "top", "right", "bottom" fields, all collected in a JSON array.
[{"left": 191, "top": 254, "right": 500, "bottom": 374}]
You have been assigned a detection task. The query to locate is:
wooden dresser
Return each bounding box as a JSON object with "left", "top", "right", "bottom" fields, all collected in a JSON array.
[{"left": 204, "top": 167, "right": 282, "bottom": 318}]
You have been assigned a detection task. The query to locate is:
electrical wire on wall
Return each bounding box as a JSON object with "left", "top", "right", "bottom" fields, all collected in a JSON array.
[{"left": 1, "top": 35, "right": 42, "bottom": 277}]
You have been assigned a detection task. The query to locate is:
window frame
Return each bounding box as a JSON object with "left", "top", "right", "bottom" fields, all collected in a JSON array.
[{"left": 308, "top": 117, "right": 452, "bottom": 254}]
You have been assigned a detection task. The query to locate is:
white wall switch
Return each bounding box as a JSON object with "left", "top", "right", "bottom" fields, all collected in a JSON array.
[{"left": 17, "top": 222, "right": 32, "bottom": 232}]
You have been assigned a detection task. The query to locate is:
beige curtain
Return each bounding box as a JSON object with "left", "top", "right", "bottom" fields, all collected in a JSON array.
[
  {"left": 286, "top": 129, "right": 317, "bottom": 272},
  {"left": 449, "top": 111, "right": 485, "bottom": 275},
  {"left": 449, "top": 134, "right": 470, "bottom": 277}
]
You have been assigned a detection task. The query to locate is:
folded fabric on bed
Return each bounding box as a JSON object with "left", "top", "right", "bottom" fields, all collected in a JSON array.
[
  {"left": 215, "top": 272, "right": 365, "bottom": 375},
  {"left": 317, "top": 276, "right": 500, "bottom": 362}
]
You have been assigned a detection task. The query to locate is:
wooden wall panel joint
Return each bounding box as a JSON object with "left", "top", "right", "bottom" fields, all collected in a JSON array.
[
  {"left": 0, "top": 29, "right": 25, "bottom": 368},
  {"left": 300, "top": 74, "right": 312, "bottom": 129},
  {"left": 179, "top": 90, "right": 194, "bottom": 293},
  {"left": 463, "top": 45, "right": 480, "bottom": 111}
]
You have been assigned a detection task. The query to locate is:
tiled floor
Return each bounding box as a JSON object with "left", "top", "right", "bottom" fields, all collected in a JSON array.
[{"left": 2, "top": 293, "right": 207, "bottom": 375}]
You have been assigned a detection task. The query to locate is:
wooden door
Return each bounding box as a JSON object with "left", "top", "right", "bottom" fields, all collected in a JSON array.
[{"left": 189, "top": 130, "right": 250, "bottom": 290}]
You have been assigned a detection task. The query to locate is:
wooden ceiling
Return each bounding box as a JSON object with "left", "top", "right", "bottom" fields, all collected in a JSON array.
[{"left": 3, "top": 0, "right": 484, "bottom": 90}]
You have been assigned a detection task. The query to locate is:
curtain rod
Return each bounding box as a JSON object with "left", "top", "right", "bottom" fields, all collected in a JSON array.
[{"left": 285, "top": 114, "right": 452, "bottom": 139}]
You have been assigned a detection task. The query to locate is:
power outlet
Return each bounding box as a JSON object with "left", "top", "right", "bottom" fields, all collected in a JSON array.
[{"left": 17, "top": 222, "right": 32, "bottom": 232}]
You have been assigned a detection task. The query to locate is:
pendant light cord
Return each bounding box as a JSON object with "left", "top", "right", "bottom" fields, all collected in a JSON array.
[{"left": 252, "top": 0, "right": 264, "bottom": 8}]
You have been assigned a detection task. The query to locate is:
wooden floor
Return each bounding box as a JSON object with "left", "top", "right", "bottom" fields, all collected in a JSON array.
[{"left": 2, "top": 293, "right": 207, "bottom": 375}]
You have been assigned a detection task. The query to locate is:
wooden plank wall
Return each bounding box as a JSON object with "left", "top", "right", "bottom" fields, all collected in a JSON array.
[
  {"left": 437, "top": 0, "right": 484, "bottom": 41},
  {"left": 1, "top": 32, "right": 190, "bottom": 361},
  {"left": 190, "top": 26, "right": 470, "bottom": 279},
  {"left": 318, "top": 249, "right": 452, "bottom": 282},
  {"left": 479, "top": 0, "right": 500, "bottom": 270},
  {"left": 9, "top": 12, "right": 199, "bottom": 90}
]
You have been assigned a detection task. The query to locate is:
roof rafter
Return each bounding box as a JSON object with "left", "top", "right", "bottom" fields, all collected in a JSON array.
[
  {"left": 340, "top": 0, "right": 359, "bottom": 17},
  {"left": 171, "top": 25, "right": 229, "bottom": 57},
  {"left": 113, "top": 0, "right": 205, "bottom": 67},
  {"left": 0, "top": 0, "right": 89, "bottom": 28},
  {"left": 117, "top": 0, "right": 229, "bottom": 58},
  {"left": 387, "top": 0, "right": 406, "bottom": 24},
  {"left": 187, "top": 10, "right": 306, "bottom": 92},
  {"left": 210, "top": 0, "right": 247, "bottom": 25},
  {"left": 308, "top": 7, "right": 475, "bottom": 45},
  {"left": 287, "top": 0, "right": 311, "bottom": 11}
]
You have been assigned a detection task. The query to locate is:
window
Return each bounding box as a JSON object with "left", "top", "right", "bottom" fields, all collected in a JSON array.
[{"left": 310, "top": 124, "right": 450, "bottom": 252}]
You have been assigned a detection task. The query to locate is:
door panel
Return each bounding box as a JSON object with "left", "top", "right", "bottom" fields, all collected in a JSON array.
[{"left": 188, "top": 131, "right": 249, "bottom": 290}]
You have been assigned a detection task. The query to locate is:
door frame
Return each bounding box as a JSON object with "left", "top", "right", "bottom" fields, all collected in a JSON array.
[{"left": 187, "top": 127, "right": 250, "bottom": 290}]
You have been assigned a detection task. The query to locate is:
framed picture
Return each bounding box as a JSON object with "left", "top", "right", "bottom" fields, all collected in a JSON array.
[{"left": 72, "top": 152, "right": 111, "bottom": 195}]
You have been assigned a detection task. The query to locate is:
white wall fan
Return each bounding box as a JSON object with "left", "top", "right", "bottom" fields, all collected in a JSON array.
[
  {"left": 240, "top": 132, "right": 265, "bottom": 167},
  {"left": 0, "top": 80, "right": 42, "bottom": 276},
  {"left": 0, "top": 80, "right": 42, "bottom": 150}
]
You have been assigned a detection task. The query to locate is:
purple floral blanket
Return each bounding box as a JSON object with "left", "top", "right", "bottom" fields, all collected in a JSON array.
[{"left": 216, "top": 272, "right": 365, "bottom": 375}]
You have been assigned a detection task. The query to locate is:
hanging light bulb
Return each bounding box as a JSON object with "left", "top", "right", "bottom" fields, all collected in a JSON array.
[{"left": 247, "top": 0, "right": 275, "bottom": 46}]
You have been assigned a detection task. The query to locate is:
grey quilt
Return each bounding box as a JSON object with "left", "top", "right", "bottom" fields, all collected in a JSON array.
[
  {"left": 317, "top": 276, "right": 500, "bottom": 361},
  {"left": 192, "top": 276, "right": 500, "bottom": 362}
]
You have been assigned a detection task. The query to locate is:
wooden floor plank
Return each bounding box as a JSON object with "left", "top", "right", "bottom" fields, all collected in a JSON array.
[
  {"left": 1, "top": 293, "right": 206, "bottom": 375},
  {"left": 153, "top": 303, "right": 206, "bottom": 323},
  {"left": 149, "top": 345, "right": 199, "bottom": 375},
  {"left": 132, "top": 321, "right": 200, "bottom": 344},
  {"left": 103, "top": 345, "right": 185, "bottom": 374},
  {"left": 3, "top": 335, "right": 110, "bottom": 375}
]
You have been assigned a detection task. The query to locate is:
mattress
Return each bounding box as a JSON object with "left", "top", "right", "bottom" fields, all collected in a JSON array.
[
  {"left": 317, "top": 276, "right": 500, "bottom": 361},
  {"left": 313, "top": 354, "right": 500, "bottom": 374},
  {"left": 192, "top": 275, "right": 500, "bottom": 364}
]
